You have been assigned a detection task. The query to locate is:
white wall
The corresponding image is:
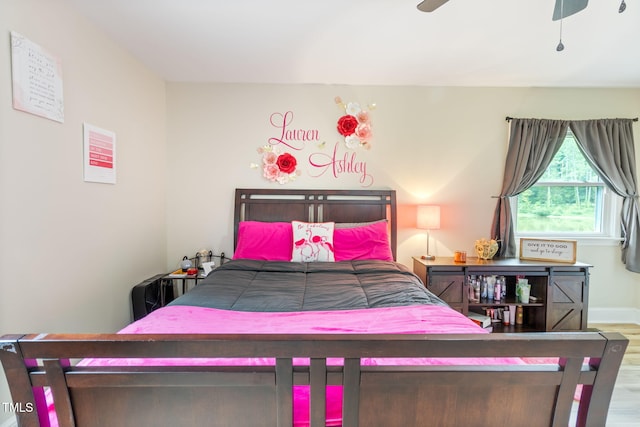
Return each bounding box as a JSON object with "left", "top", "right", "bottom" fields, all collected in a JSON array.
[
  {"left": 165, "top": 83, "right": 640, "bottom": 315},
  {"left": 0, "top": 1, "right": 167, "bottom": 422}
]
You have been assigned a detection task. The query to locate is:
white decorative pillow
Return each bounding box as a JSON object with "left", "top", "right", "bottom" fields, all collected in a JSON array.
[{"left": 291, "top": 221, "right": 335, "bottom": 262}]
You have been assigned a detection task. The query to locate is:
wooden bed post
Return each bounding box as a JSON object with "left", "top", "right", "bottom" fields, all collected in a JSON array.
[
  {"left": 575, "top": 332, "right": 628, "bottom": 427},
  {"left": 0, "top": 335, "right": 42, "bottom": 426}
]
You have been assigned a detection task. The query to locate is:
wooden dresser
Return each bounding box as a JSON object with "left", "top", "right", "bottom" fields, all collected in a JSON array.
[{"left": 413, "top": 256, "right": 591, "bottom": 332}]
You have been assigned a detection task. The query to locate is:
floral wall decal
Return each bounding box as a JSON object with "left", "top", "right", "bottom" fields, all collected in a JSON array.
[
  {"left": 334, "top": 96, "right": 374, "bottom": 150},
  {"left": 251, "top": 98, "right": 375, "bottom": 186},
  {"left": 252, "top": 145, "right": 301, "bottom": 184}
]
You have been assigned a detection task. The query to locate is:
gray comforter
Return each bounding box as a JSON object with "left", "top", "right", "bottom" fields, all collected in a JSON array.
[{"left": 169, "top": 259, "right": 447, "bottom": 312}]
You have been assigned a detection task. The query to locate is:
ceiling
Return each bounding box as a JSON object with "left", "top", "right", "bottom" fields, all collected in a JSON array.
[{"left": 64, "top": 0, "right": 640, "bottom": 87}]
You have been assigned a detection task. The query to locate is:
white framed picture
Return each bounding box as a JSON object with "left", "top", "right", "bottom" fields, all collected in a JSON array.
[
  {"left": 83, "top": 123, "right": 116, "bottom": 184},
  {"left": 10, "top": 31, "right": 64, "bottom": 123}
]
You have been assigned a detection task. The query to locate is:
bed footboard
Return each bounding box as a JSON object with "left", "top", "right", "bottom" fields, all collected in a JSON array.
[{"left": 1, "top": 332, "right": 628, "bottom": 427}]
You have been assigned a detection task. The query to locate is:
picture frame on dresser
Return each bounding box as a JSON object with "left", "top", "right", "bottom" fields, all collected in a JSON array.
[{"left": 519, "top": 238, "right": 577, "bottom": 263}]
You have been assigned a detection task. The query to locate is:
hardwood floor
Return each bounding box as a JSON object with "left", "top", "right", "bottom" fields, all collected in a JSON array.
[{"left": 588, "top": 323, "right": 640, "bottom": 426}]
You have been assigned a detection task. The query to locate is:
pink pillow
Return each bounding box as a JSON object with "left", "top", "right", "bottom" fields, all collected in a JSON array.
[
  {"left": 333, "top": 221, "right": 393, "bottom": 261},
  {"left": 233, "top": 221, "right": 293, "bottom": 261}
]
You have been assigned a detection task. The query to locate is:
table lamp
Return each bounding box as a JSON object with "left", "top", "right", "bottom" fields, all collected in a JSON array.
[{"left": 417, "top": 205, "right": 441, "bottom": 260}]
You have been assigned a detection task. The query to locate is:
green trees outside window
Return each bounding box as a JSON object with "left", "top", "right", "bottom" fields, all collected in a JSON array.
[{"left": 517, "top": 134, "right": 605, "bottom": 234}]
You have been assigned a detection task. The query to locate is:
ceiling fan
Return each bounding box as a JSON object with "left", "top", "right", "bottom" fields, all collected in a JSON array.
[{"left": 417, "top": 0, "right": 621, "bottom": 20}]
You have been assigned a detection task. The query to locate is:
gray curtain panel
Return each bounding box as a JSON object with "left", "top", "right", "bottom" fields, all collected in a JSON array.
[
  {"left": 570, "top": 119, "right": 640, "bottom": 273},
  {"left": 492, "top": 117, "right": 640, "bottom": 273},
  {"left": 491, "top": 119, "right": 568, "bottom": 257}
]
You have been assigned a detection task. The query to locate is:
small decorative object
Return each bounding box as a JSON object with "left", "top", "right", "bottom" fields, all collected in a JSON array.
[
  {"left": 180, "top": 256, "right": 192, "bottom": 272},
  {"left": 475, "top": 238, "right": 499, "bottom": 260},
  {"left": 454, "top": 250, "right": 466, "bottom": 263},
  {"left": 195, "top": 249, "right": 209, "bottom": 268},
  {"left": 334, "top": 96, "right": 375, "bottom": 150}
]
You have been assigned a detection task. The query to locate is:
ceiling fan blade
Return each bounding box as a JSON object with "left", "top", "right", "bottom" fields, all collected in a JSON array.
[
  {"left": 417, "top": 0, "right": 450, "bottom": 12},
  {"left": 552, "top": 0, "right": 588, "bottom": 20}
]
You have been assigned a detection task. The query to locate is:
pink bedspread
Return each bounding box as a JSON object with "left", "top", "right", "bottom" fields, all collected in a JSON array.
[
  {"left": 98, "top": 304, "right": 496, "bottom": 366},
  {"left": 122, "top": 304, "right": 484, "bottom": 335},
  {"left": 46, "top": 305, "right": 523, "bottom": 427}
]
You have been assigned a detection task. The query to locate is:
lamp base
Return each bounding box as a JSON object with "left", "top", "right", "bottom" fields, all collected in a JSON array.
[{"left": 421, "top": 254, "right": 436, "bottom": 260}]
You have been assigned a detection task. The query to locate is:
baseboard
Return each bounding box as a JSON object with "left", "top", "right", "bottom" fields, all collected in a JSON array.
[
  {"left": 0, "top": 415, "right": 17, "bottom": 427},
  {"left": 588, "top": 307, "right": 640, "bottom": 325}
]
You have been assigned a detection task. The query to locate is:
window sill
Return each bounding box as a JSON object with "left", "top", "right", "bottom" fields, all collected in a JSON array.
[{"left": 515, "top": 236, "right": 623, "bottom": 247}]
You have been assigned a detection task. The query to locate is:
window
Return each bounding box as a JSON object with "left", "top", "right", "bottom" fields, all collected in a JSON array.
[{"left": 514, "top": 132, "right": 619, "bottom": 239}]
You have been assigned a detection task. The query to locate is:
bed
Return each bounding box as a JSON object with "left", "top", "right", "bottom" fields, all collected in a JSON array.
[{"left": 0, "top": 188, "right": 629, "bottom": 427}]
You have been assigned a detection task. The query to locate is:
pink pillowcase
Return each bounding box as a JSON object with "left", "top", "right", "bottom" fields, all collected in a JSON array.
[
  {"left": 334, "top": 220, "right": 394, "bottom": 262},
  {"left": 234, "top": 220, "right": 393, "bottom": 262},
  {"left": 233, "top": 221, "right": 293, "bottom": 261}
]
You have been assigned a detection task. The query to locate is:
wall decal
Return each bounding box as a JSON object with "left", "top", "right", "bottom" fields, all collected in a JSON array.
[
  {"left": 251, "top": 98, "right": 375, "bottom": 186},
  {"left": 334, "top": 96, "right": 374, "bottom": 150},
  {"left": 308, "top": 142, "right": 373, "bottom": 187},
  {"left": 252, "top": 145, "right": 301, "bottom": 184},
  {"left": 268, "top": 111, "right": 319, "bottom": 150}
]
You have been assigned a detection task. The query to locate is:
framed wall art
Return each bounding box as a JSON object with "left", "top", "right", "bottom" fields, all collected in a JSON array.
[{"left": 519, "top": 238, "right": 577, "bottom": 263}]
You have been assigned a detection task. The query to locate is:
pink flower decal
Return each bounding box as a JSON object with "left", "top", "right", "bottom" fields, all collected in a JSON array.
[
  {"left": 263, "top": 151, "right": 277, "bottom": 165},
  {"left": 355, "top": 123, "right": 372, "bottom": 141},
  {"left": 356, "top": 110, "right": 371, "bottom": 124},
  {"left": 253, "top": 145, "right": 301, "bottom": 184},
  {"left": 263, "top": 163, "right": 279, "bottom": 181}
]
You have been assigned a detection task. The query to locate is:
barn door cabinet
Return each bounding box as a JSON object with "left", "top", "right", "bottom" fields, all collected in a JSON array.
[{"left": 412, "top": 257, "right": 591, "bottom": 332}]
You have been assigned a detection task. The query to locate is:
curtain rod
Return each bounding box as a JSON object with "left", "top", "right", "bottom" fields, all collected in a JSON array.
[{"left": 505, "top": 116, "right": 639, "bottom": 122}]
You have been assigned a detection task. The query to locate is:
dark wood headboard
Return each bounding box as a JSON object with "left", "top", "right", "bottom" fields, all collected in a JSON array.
[{"left": 234, "top": 188, "right": 397, "bottom": 260}]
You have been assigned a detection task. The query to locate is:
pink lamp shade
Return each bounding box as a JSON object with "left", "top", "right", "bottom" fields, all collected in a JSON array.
[{"left": 417, "top": 205, "right": 441, "bottom": 230}]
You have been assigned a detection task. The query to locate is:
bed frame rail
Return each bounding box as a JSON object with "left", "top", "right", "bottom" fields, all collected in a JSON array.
[{"left": 0, "top": 331, "right": 627, "bottom": 427}]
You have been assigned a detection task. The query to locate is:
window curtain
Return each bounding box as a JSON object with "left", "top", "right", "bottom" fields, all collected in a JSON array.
[
  {"left": 491, "top": 119, "right": 569, "bottom": 257},
  {"left": 569, "top": 119, "right": 640, "bottom": 273},
  {"left": 492, "top": 117, "right": 640, "bottom": 274}
]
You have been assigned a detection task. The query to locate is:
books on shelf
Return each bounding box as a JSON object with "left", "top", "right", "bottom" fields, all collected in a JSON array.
[{"left": 467, "top": 312, "right": 491, "bottom": 328}]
